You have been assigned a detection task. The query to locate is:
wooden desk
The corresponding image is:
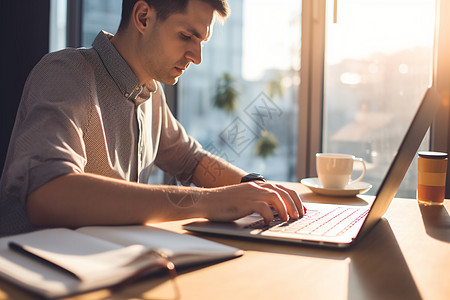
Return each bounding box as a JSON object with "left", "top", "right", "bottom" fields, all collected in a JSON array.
[{"left": 1, "top": 183, "right": 449, "bottom": 300}]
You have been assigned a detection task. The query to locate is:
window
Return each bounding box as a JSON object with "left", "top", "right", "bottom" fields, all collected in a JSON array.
[
  {"left": 81, "top": 0, "right": 121, "bottom": 47},
  {"left": 178, "top": 0, "right": 301, "bottom": 181},
  {"left": 323, "top": 0, "right": 436, "bottom": 197},
  {"left": 49, "top": 0, "right": 67, "bottom": 52},
  {"left": 301, "top": 0, "right": 441, "bottom": 198}
]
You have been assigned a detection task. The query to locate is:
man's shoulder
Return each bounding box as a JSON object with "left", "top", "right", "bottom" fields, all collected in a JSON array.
[
  {"left": 36, "top": 47, "right": 95, "bottom": 74},
  {"left": 29, "top": 48, "right": 97, "bottom": 87},
  {"left": 22, "top": 48, "right": 99, "bottom": 105}
]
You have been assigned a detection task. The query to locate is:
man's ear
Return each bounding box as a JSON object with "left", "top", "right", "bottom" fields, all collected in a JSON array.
[{"left": 132, "top": 0, "right": 154, "bottom": 34}]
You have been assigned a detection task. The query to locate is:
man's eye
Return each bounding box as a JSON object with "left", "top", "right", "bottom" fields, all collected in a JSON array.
[{"left": 180, "top": 34, "right": 191, "bottom": 40}]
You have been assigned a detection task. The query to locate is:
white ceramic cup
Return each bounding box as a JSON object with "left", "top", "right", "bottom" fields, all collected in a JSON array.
[{"left": 316, "top": 153, "right": 366, "bottom": 189}]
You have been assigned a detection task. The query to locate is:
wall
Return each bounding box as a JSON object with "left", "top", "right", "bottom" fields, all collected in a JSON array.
[{"left": 0, "top": 0, "right": 50, "bottom": 171}]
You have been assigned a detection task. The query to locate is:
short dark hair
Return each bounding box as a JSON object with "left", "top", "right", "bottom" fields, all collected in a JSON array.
[{"left": 118, "top": 0, "right": 230, "bottom": 30}]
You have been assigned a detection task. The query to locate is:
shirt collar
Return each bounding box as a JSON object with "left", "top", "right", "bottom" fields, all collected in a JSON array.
[{"left": 92, "top": 31, "right": 151, "bottom": 102}]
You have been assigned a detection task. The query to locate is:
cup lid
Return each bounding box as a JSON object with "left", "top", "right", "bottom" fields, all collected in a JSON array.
[{"left": 418, "top": 151, "right": 448, "bottom": 159}]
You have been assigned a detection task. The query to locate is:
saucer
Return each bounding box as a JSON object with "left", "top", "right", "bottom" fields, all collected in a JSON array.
[{"left": 300, "top": 177, "right": 372, "bottom": 197}]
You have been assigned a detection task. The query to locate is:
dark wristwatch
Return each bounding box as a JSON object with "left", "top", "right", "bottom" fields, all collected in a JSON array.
[{"left": 240, "top": 173, "right": 266, "bottom": 183}]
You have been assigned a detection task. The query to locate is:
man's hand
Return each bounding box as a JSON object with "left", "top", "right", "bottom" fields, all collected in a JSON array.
[{"left": 197, "top": 181, "right": 306, "bottom": 224}]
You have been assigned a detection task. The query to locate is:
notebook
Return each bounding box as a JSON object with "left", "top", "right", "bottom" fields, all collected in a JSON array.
[
  {"left": 0, "top": 225, "right": 243, "bottom": 298},
  {"left": 183, "top": 86, "right": 442, "bottom": 248}
]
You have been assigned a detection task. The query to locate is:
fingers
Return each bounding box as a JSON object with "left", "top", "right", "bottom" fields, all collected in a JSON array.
[
  {"left": 274, "top": 184, "right": 306, "bottom": 216},
  {"left": 268, "top": 184, "right": 300, "bottom": 219},
  {"left": 248, "top": 182, "right": 302, "bottom": 221},
  {"left": 253, "top": 183, "right": 290, "bottom": 221},
  {"left": 252, "top": 201, "right": 274, "bottom": 224}
]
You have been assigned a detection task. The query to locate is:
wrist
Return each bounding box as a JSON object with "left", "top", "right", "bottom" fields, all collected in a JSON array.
[{"left": 164, "top": 187, "right": 205, "bottom": 218}]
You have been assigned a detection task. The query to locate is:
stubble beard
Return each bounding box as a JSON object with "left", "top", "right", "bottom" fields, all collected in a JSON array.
[{"left": 144, "top": 60, "right": 181, "bottom": 86}]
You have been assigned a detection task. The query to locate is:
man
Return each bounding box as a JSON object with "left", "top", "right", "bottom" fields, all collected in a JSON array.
[{"left": 0, "top": 0, "right": 304, "bottom": 237}]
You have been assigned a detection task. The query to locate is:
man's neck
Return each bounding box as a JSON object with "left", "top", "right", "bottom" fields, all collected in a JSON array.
[{"left": 110, "top": 30, "right": 151, "bottom": 86}]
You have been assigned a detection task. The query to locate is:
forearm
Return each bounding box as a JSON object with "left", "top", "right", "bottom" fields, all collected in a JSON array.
[
  {"left": 27, "top": 173, "right": 204, "bottom": 228},
  {"left": 27, "top": 166, "right": 305, "bottom": 229},
  {"left": 192, "top": 154, "right": 247, "bottom": 188}
]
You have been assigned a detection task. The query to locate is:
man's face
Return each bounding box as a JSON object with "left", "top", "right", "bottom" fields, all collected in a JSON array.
[{"left": 138, "top": 0, "right": 215, "bottom": 85}]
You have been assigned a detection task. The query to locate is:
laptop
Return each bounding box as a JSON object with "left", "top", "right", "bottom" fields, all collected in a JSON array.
[{"left": 183, "top": 86, "right": 442, "bottom": 248}]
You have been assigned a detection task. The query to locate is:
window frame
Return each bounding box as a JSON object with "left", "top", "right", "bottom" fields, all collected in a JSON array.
[{"left": 297, "top": 0, "right": 326, "bottom": 179}]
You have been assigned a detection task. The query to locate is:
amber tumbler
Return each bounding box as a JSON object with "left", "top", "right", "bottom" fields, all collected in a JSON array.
[{"left": 417, "top": 151, "right": 448, "bottom": 205}]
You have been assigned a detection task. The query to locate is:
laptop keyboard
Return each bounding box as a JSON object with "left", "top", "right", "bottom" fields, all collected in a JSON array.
[{"left": 245, "top": 207, "right": 369, "bottom": 237}]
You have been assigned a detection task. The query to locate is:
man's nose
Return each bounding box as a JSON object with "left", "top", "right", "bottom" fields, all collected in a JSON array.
[{"left": 185, "top": 43, "right": 202, "bottom": 65}]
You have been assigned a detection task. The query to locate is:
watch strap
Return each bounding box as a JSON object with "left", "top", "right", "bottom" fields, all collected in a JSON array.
[{"left": 240, "top": 173, "right": 266, "bottom": 183}]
